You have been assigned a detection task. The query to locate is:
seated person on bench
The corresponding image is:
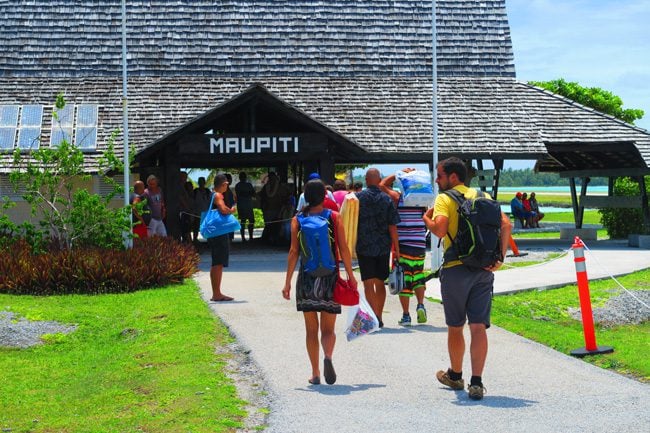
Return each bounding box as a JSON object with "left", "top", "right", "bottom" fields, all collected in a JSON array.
[
  {"left": 510, "top": 192, "right": 535, "bottom": 228},
  {"left": 528, "top": 192, "right": 544, "bottom": 228}
]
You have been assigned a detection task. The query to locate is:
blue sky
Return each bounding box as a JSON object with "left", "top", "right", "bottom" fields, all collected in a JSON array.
[
  {"left": 358, "top": 1, "right": 650, "bottom": 175},
  {"left": 508, "top": 0, "right": 649, "bottom": 131},
  {"left": 503, "top": 0, "right": 650, "bottom": 169}
]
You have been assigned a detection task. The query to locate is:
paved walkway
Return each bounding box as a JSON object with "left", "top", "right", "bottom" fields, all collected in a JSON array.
[{"left": 195, "top": 239, "right": 650, "bottom": 433}]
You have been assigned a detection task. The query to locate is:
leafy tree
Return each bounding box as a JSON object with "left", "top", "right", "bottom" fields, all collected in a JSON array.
[
  {"left": 494, "top": 168, "right": 606, "bottom": 187},
  {"left": 599, "top": 177, "right": 650, "bottom": 238},
  {"left": 529, "top": 79, "right": 644, "bottom": 124},
  {"left": 5, "top": 94, "right": 131, "bottom": 250}
]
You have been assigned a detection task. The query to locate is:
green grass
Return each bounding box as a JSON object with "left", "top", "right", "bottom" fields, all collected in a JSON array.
[
  {"left": 543, "top": 210, "right": 601, "bottom": 225},
  {"left": 513, "top": 229, "right": 609, "bottom": 240},
  {"left": 492, "top": 269, "right": 650, "bottom": 382},
  {"left": 499, "top": 193, "right": 576, "bottom": 207},
  {"left": 0, "top": 282, "right": 248, "bottom": 433},
  {"left": 510, "top": 210, "right": 606, "bottom": 240}
]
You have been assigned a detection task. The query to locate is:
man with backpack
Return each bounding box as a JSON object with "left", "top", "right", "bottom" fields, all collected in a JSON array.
[{"left": 423, "top": 157, "right": 511, "bottom": 400}]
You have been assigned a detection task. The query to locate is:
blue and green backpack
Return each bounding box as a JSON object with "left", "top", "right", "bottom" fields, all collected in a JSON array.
[{"left": 296, "top": 209, "right": 337, "bottom": 277}]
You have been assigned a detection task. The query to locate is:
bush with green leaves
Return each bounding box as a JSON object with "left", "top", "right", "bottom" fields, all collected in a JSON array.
[
  {"left": 599, "top": 177, "right": 650, "bottom": 238},
  {"left": 0, "top": 236, "right": 200, "bottom": 295},
  {"left": 4, "top": 94, "right": 131, "bottom": 250}
]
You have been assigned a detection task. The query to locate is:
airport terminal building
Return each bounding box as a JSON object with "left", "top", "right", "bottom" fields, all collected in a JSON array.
[{"left": 2, "top": 1, "right": 649, "bottom": 237}]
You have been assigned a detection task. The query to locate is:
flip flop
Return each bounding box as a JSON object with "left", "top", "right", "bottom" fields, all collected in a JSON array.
[
  {"left": 323, "top": 358, "right": 336, "bottom": 385},
  {"left": 308, "top": 376, "right": 320, "bottom": 385},
  {"left": 210, "top": 296, "right": 234, "bottom": 302}
]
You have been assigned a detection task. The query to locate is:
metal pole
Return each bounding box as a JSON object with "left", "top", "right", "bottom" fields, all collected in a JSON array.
[
  {"left": 431, "top": 1, "right": 441, "bottom": 270},
  {"left": 122, "top": 0, "right": 132, "bottom": 248}
]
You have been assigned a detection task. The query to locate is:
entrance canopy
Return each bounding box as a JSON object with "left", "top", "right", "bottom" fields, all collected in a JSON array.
[{"left": 135, "top": 84, "right": 367, "bottom": 173}]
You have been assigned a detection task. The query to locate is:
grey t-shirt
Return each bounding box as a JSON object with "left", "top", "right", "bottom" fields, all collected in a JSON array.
[{"left": 144, "top": 188, "right": 164, "bottom": 220}]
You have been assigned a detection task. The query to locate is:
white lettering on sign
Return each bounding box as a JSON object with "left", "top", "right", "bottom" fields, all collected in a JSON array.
[{"left": 209, "top": 136, "right": 301, "bottom": 154}]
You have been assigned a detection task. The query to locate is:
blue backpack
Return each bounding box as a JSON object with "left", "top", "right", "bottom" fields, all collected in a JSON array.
[{"left": 296, "top": 209, "right": 337, "bottom": 277}]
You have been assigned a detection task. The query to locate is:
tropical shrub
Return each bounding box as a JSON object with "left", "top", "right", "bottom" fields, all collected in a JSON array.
[
  {"left": 599, "top": 177, "right": 650, "bottom": 238},
  {"left": 0, "top": 236, "right": 200, "bottom": 295},
  {"left": 6, "top": 94, "right": 131, "bottom": 251}
]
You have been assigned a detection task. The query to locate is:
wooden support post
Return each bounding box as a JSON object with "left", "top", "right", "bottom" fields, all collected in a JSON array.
[
  {"left": 569, "top": 177, "right": 580, "bottom": 229},
  {"left": 638, "top": 176, "right": 650, "bottom": 234},
  {"left": 577, "top": 177, "right": 589, "bottom": 229},
  {"left": 492, "top": 158, "right": 503, "bottom": 199},
  {"left": 476, "top": 159, "right": 485, "bottom": 192},
  {"left": 319, "top": 155, "right": 335, "bottom": 185},
  {"left": 163, "top": 144, "right": 181, "bottom": 240}
]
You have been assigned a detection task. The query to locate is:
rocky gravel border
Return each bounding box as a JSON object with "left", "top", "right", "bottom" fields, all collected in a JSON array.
[
  {"left": 569, "top": 290, "right": 650, "bottom": 327},
  {"left": 0, "top": 311, "right": 77, "bottom": 348}
]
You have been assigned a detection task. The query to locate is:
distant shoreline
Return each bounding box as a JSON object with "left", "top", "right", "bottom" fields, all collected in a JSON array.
[{"left": 498, "top": 186, "right": 607, "bottom": 196}]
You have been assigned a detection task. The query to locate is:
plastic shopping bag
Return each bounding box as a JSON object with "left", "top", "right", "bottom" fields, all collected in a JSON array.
[
  {"left": 388, "top": 263, "right": 404, "bottom": 295},
  {"left": 345, "top": 294, "right": 380, "bottom": 342},
  {"left": 396, "top": 170, "right": 434, "bottom": 207}
]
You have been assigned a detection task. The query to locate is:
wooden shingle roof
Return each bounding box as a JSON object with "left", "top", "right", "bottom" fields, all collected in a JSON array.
[
  {"left": 1, "top": 77, "right": 648, "bottom": 173},
  {"left": 0, "top": 0, "right": 515, "bottom": 78},
  {"left": 1, "top": 1, "right": 648, "bottom": 174}
]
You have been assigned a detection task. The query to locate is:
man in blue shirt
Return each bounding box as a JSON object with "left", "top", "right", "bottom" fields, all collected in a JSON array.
[{"left": 510, "top": 192, "right": 533, "bottom": 228}]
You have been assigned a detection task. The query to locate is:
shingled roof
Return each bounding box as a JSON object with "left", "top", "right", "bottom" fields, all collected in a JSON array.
[
  {"left": 0, "top": 0, "right": 515, "bottom": 78},
  {"left": 2, "top": 76, "right": 648, "bottom": 173},
  {"left": 1, "top": 0, "right": 649, "bottom": 175}
]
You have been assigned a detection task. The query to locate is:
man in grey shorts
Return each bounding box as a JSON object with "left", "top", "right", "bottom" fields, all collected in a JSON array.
[{"left": 423, "top": 157, "right": 511, "bottom": 400}]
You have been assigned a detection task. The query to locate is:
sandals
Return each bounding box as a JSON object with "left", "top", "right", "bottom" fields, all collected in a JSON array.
[
  {"left": 324, "top": 358, "right": 337, "bottom": 385},
  {"left": 308, "top": 376, "right": 320, "bottom": 385}
]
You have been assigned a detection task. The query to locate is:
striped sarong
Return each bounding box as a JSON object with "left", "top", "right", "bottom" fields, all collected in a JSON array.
[{"left": 398, "top": 246, "right": 426, "bottom": 296}]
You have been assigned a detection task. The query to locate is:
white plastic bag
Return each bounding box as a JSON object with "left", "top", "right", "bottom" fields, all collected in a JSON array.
[
  {"left": 396, "top": 170, "right": 434, "bottom": 207},
  {"left": 345, "top": 293, "right": 380, "bottom": 341}
]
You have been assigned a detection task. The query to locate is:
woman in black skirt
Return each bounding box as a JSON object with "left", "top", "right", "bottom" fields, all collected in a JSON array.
[{"left": 282, "top": 180, "right": 357, "bottom": 385}]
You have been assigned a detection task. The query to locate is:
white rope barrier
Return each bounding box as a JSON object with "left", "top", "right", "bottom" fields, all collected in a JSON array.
[
  {"left": 582, "top": 241, "right": 650, "bottom": 311},
  {"left": 499, "top": 248, "right": 572, "bottom": 270},
  {"left": 180, "top": 211, "right": 294, "bottom": 226}
]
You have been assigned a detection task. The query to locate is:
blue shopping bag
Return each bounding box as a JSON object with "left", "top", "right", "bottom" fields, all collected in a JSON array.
[{"left": 200, "top": 193, "right": 241, "bottom": 239}]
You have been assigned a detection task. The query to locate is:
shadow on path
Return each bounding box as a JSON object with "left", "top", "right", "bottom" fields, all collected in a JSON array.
[
  {"left": 451, "top": 393, "right": 538, "bottom": 408},
  {"left": 296, "top": 383, "right": 387, "bottom": 395},
  {"left": 378, "top": 324, "right": 446, "bottom": 334}
]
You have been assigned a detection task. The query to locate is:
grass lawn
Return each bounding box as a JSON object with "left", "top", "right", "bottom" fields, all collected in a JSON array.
[
  {"left": 543, "top": 210, "right": 601, "bottom": 225},
  {"left": 513, "top": 229, "right": 609, "bottom": 240},
  {"left": 0, "top": 282, "right": 249, "bottom": 433},
  {"left": 511, "top": 210, "right": 608, "bottom": 240},
  {"left": 499, "top": 193, "right": 577, "bottom": 207},
  {"left": 492, "top": 269, "right": 650, "bottom": 382}
]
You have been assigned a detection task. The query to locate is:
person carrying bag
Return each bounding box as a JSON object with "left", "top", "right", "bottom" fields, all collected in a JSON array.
[
  {"left": 200, "top": 194, "right": 241, "bottom": 239},
  {"left": 204, "top": 174, "right": 237, "bottom": 303},
  {"left": 282, "top": 179, "right": 357, "bottom": 386}
]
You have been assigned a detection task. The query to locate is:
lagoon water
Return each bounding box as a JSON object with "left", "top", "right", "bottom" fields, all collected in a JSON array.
[{"left": 499, "top": 186, "right": 608, "bottom": 194}]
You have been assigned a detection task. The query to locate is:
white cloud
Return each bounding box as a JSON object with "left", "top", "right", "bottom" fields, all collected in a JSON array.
[{"left": 507, "top": 0, "right": 650, "bottom": 129}]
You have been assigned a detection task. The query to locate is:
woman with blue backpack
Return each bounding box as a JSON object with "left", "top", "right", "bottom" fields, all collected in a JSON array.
[{"left": 282, "top": 179, "right": 357, "bottom": 385}]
